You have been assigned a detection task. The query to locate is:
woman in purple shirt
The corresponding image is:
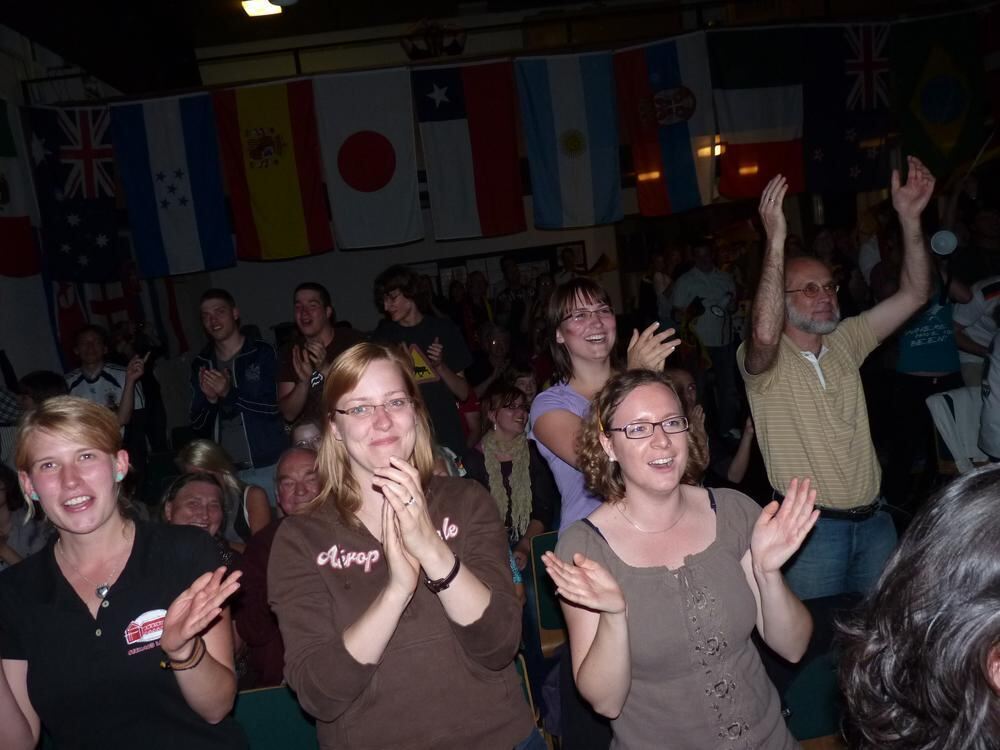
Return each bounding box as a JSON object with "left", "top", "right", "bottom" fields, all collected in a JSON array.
[{"left": 529, "top": 278, "right": 679, "bottom": 532}]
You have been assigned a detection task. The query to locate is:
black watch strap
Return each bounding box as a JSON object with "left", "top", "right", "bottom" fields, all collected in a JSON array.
[{"left": 424, "top": 554, "right": 461, "bottom": 594}]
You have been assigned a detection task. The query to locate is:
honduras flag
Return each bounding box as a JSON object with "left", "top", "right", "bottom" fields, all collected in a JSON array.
[
  {"left": 516, "top": 52, "right": 623, "bottom": 229},
  {"left": 111, "top": 94, "right": 234, "bottom": 278}
]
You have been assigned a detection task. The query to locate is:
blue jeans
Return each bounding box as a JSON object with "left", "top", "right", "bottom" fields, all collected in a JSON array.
[
  {"left": 783, "top": 507, "right": 897, "bottom": 600},
  {"left": 514, "top": 727, "right": 548, "bottom": 750},
  {"left": 237, "top": 463, "right": 277, "bottom": 506}
]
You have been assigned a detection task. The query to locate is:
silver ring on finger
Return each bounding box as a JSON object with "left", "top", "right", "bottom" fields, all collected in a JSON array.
[{"left": 403, "top": 496, "right": 416, "bottom": 507}]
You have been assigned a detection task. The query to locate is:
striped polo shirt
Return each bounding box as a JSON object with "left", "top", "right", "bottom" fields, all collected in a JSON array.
[{"left": 737, "top": 315, "right": 881, "bottom": 510}]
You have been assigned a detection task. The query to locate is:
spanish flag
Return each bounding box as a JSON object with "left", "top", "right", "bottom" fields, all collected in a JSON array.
[{"left": 213, "top": 81, "right": 333, "bottom": 260}]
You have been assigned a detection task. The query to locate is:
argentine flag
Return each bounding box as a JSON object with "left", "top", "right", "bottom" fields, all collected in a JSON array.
[{"left": 516, "top": 52, "right": 623, "bottom": 229}]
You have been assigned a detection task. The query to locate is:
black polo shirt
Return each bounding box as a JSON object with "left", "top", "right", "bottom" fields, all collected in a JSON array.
[{"left": 0, "top": 521, "right": 247, "bottom": 749}]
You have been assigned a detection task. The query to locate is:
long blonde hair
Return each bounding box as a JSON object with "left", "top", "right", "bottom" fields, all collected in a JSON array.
[
  {"left": 15, "top": 396, "right": 126, "bottom": 520},
  {"left": 312, "top": 342, "right": 435, "bottom": 525}
]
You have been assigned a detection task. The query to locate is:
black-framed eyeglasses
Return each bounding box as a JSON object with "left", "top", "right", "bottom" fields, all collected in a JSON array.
[
  {"left": 784, "top": 282, "right": 839, "bottom": 298},
  {"left": 561, "top": 305, "right": 614, "bottom": 324},
  {"left": 604, "top": 416, "right": 690, "bottom": 439},
  {"left": 333, "top": 397, "right": 415, "bottom": 419}
]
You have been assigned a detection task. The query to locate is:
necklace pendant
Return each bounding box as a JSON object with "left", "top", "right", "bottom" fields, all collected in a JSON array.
[{"left": 95, "top": 585, "right": 110, "bottom": 600}]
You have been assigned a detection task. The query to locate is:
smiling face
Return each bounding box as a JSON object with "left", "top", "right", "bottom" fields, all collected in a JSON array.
[
  {"left": 555, "top": 291, "right": 617, "bottom": 365},
  {"left": 74, "top": 330, "right": 107, "bottom": 368},
  {"left": 276, "top": 449, "right": 320, "bottom": 517},
  {"left": 294, "top": 289, "right": 333, "bottom": 339},
  {"left": 382, "top": 289, "right": 417, "bottom": 324},
  {"left": 330, "top": 359, "right": 417, "bottom": 480},
  {"left": 19, "top": 430, "right": 128, "bottom": 537},
  {"left": 784, "top": 257, "right": 841, "bottom": 335},
  {"left": 165, "top": 480, "right": 225, "bottom": 537},
  {"left": 490, "top": 397, "right": 528, "bottom": 438},
  {"left": 599, "top": 383, "right": 688, "bottom": 499},
  {"left": 199, "top": 298, "right": 240, "bottom": 342}
]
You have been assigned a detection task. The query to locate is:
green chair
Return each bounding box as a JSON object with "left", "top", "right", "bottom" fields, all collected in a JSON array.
[
  {"left": 529, "top": 531, "right": 567, "bottom": 659},
  {"left": 234, "top": 685, "right": 319, "bottom": 749}
]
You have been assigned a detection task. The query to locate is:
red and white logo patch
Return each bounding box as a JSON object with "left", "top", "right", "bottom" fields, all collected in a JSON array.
[{"left": 124, "top": 609, "right": 167, "bottom": 645}]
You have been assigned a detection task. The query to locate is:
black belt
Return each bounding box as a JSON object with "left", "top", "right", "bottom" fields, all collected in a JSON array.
[{"left": 772, "top": 490, "right": 880, "bottom": 521}]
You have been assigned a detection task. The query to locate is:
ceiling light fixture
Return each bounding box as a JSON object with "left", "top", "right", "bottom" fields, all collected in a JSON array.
[{"left": 242, "top": 0, "right": 282, "bottom": 17}]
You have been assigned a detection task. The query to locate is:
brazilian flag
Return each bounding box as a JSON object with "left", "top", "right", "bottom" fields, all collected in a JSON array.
[{"left": 889, "top": 13, "right": 987, "bottom": 178}]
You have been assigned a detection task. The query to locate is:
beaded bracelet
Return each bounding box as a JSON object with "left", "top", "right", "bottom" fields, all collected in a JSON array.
[{"left": 160, "top": 636, "right": 207, "bottom": 671}]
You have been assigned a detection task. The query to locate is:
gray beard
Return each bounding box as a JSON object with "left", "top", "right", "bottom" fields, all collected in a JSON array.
[{"left": 785, "top": 299, "right": 841, "bottom": 335}]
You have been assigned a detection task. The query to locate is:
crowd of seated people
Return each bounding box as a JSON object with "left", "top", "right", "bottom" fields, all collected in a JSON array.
[{"left": 2, "top": 156, "right": 1000, "bottom": 749}]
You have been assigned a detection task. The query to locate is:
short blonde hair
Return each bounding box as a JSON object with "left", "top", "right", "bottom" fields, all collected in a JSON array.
[
  {"left": 15, "top": 396, "right": 126, "bottom": 520},
  {"left": 16, "top": 396, "right": 122, "bottom": 471},
  {"left": 312, "top": 342, "right": 436, "bottom": 525},
  {"left": 578, "top": 370, "right": 708, "bottom": 503}
]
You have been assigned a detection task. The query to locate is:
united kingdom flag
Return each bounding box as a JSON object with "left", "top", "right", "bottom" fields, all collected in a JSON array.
[
  {"left": 845, "top": 25, "right": 890, "bottom": 111},
  {"left": 56, "top": 108, "right": 115, "bottom": 200}
]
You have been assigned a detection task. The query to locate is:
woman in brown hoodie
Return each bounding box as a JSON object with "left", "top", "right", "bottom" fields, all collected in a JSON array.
[{"left": 268, "top": 342, "right": 538, "bottom": 750}]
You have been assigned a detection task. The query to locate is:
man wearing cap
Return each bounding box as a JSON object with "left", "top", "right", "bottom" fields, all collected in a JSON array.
[{"left": 738, "top": 156, "right": 935, "bottom": 600}]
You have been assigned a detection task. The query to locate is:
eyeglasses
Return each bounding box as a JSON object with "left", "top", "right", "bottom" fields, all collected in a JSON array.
[
  {"left": 784, "top": 282, "right": 839, "bottom": 298},
  {"left": 604, "top": 416, "right": 690, "bottom": 439},
  {"left": 501, "top": 403, "right": 528, "bottom": 413},
  {"left": 333, "top": 397, "right": 415, "bottom": 419},
  {"left": 562, "top": 306, "right": 614, "bottom": 324},
  {"left": 294, "top": 436, "right": 322, "bottom": 449}
]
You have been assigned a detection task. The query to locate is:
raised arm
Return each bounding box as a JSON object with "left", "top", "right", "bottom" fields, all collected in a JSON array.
[
  {"left": 745, "top": 176, "right": 789, "bottom": 375},
  {"left": 543, "top": 551, "right": 631, "bottom": 718},
  {"left": 862, "top": 156, "right": 934, "bottom": 342}
]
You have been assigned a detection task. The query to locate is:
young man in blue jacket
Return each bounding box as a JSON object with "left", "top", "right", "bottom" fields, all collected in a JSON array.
[{"left": 190, "top": 288, "right": 285, "bottom": 500}]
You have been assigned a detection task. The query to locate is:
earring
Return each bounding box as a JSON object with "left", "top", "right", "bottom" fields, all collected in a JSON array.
[
  {"left": 115, "top": 471, "right": 125, "bottom": 482},
  {"left": 29, "top": 491, "right": 39, "bottom": 501}
]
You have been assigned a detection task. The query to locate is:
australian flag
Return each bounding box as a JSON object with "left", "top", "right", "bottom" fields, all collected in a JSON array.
[
  {"left": 27, "top": 106, "right": 121, "bottom": 282},
  {"left": 803, "top": 25, "right": 892, "bottom": 194}
]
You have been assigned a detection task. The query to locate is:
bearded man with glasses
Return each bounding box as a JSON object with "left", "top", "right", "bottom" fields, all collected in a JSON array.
[{"left": 737, "top": 157, "right": 936, "bottom": 601}]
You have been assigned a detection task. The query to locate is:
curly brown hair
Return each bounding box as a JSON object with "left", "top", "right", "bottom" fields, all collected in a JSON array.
[{"left": 578, "top": 370, "right": 708, "bottom": 503}]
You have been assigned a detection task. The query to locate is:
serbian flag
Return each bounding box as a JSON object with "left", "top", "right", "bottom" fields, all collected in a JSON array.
[
  {"left": 411, "top": 62, "right": 525, "bottom": 240},
  {"left": 111, "top": 94, "right": 235, "bottom": 277},
  {"left": 0, "top": 98, "right": 40, "bottom": 276},
  {"left": 213, "top": 81, "right": 333, "bottom": 261},
  {"left": 515, "top": 52, "right": 623, "bottom": 229},
  {"left": 614, "top": 32, "right": 716, "bottom": 216},
  {"left": 709, "top": 29, "right": 805, "bottom": 198},
  {"left": 314, "top": 69, "right": 422, "bottom": 249}
]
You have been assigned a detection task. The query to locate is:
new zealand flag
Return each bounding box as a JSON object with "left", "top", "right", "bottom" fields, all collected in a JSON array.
[
  {"left": 26, "top": 106, "right": 121, "bottom": 282},
  {"left": 803, "top": 25, "right": 892, "bottom": 194}
]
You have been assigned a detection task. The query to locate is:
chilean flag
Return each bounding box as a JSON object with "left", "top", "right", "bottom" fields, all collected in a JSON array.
[
  {"left": 615, "top": 33, "right": 716, "bottom": 216},
  {"left": 412, "top": 62, "right": 525, "bottom": 240},
  {"left": 314, "top": 69, "right": 423, "bottom": 249}
]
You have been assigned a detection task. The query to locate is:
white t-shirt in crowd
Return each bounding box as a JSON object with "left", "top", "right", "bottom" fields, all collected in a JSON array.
[
  {"left": 953, "top": 276, "right": 1000, "bottom": 364},
  {"left": 670, "top": 266, "right": 736, "bottom": 347}
]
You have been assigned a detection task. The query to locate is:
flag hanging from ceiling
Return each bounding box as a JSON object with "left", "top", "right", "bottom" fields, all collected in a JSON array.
[
  {"left": 614, "top": 32, "right": 716, "bottom": 216},
  {"left": 213, "top": 81, "right": 333, "bottom": 261},
  {"left": 411, "top": 61, "right": 525, "bottom": 240},
  {"left": 0, "top": 98, "right": 41, "bottom": 277},
  {"left": 111, "top": 94, "right": 235, "bottom": 278},
  {"left": 515, "top": 52, "right": 623, "bottom": 229},
  {"left": 314, "top": 69, "right": 423, "bottom": 249},
  {"left": 889, "top": 13, "right": 986, "bottom": 178},
  {"left": 803, "top": 24, "right": 892, "bottom": 194},
  {"left": 26, "top": 105, "right": 121, "bottom": 282},
  {"left": 709, "top": 29, "right": 805, "bottom": 199}
]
